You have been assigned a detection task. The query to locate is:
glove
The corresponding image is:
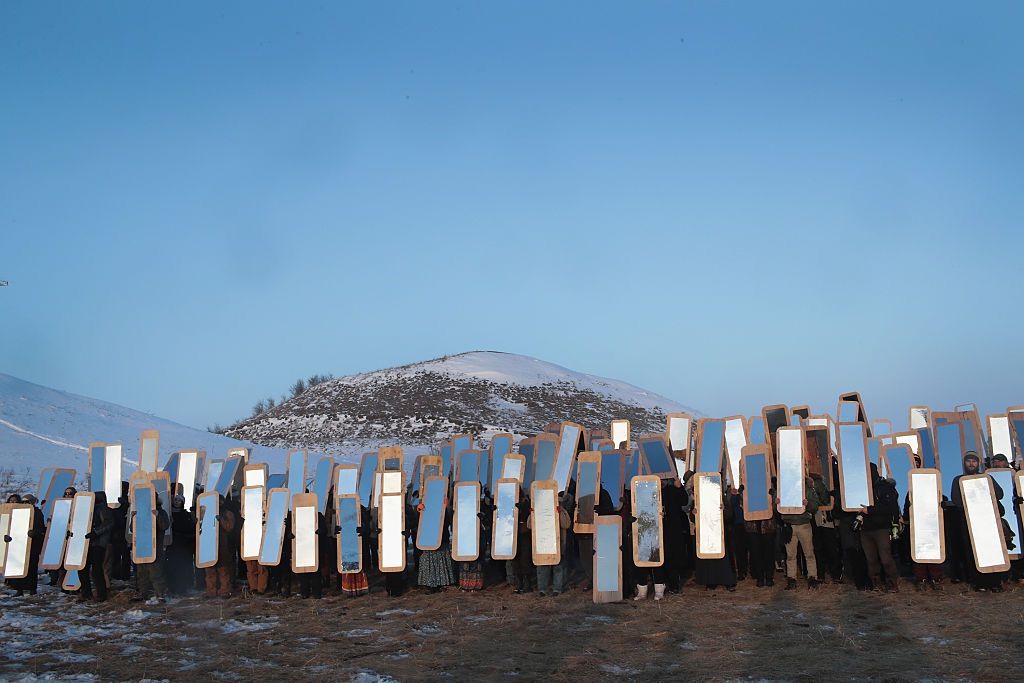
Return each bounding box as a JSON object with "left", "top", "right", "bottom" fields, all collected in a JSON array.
[
  {"left": 66, "top": 531, "right": 73, "bottom": 539},
  {"left": 334, "top": 526, "right": 341, "bottom": 535},
  {"left": 84, "top": 532, "right": 96, "bottom": 540},
  {"left": 355, "top": 526, "right": 363, "bottom": 535},
  {"left": 476, "top": 512, "right": 486, "bottom": 520},
  {"left": 1013, "top": 496, "right": 1023, "bottom": 506},
  {"left": 3, "top": 535, "right": 11, "bottom": 543}
]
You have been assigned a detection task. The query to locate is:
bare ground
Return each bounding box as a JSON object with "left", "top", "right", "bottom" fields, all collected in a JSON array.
[{"left": 2, "top": 574, "right": 1022, "bottom": 682}]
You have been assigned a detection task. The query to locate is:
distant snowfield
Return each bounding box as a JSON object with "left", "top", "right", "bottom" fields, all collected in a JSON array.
[{"left": 0, "top": 373, "right": 291, "bottom": 486}]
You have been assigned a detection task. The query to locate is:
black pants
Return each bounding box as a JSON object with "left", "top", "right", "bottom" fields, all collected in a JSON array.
[
  {"left": 812, "top": 524, "right": 843, "bottom": 581},
  {"left": 298, "top": 571, "right": 323, "bottom": 598},
  {"left": 748, "top": 532, "right": 775, "bottom": 584},
  {"left": 729, "top": 525, "right": 749, "bottom": 578},
  {"left": 80, "top": 546, "right": 108, "bottom": 601}
]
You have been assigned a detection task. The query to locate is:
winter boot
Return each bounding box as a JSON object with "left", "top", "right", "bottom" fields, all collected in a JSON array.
[
  {"left": 654, "top": 584, "right": 666, "bottom": 601},
  {"left": 633, "top": 584, "right": 648, "bottom": 601},
  {"left": 785, "top": 578, "right": 797, "bottom": 590}
]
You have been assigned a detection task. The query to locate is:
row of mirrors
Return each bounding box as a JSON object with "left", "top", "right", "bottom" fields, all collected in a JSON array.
[{"left": 6, "top": 401, "right": 1024, "bottom": 596}]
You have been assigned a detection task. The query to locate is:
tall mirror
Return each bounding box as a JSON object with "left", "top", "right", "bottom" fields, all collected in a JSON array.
[
  {"left": 205, "top": 460, "right": 224, "bottom": 492},
  {"left": 501, "top": 453, "right": 525, "bottom": 483},
  {"left": 838, "top": 400, "right": 861, "bottom": 424},
  {"left": 600, "top": 451, "right": 625, "bottom": 511},
  {"left": 41, "top": 497, "right": 72, "bottom": 570},
  {"left": 593, "top": 514, "right": 623, "bottom": 603},
  {"left": 312, "top": 456, "right": 335, "bottom": 514},
  {"left": 36, "top": 468, "right": 54, "bottom": 505},
  {"left": 0, "top": 506, "right": 11, "bottom": 571},
  {"left": 740, "top": 445, "right": 772, "bottom": 521},
  {"left": 336, "top": 493, "right": 362, "bottom": 574},
  {"left": 892, "top": 431, "right": 921, "bottom": 458},
  {"left": 959, "top": 474, "right": 1010, "bottom": 572},
  {"left": 150, "top": 472, "right": 173, "bottom": 546},
  {"left": 837, "top": 423, "right": 873, "bottom": 511},
  {"left": 103, "top": 444, "right": 123, "bottom": 505},
  {"left": 573, "top": 453, "right": 602, "bottom": 534},
  {"left": 761, "top": 405, "right": 791, "bottom": 447},
  {"left": 872, "top": 419, "right": 893, "bottom": 436},
  {"left": 452, "top": 482, "right": 480, "bottom": 562},
  {"left": 358, "top": 452, "right": 378, "bottom": 505},
  {"left": 451, "top": 433, "right": 473, "bottom": 479},
  {"left": 804, "top": 425, "right": 832, "bottom": 500},
  {"left": 988, "top": 415, "right": 1013, "bottom": 460},
  {"left": 195, "top": 492, "right": 219, "bottom": 569},
  {"left": 934, "top": 422, "right": 964, "bottom": 499},
  {"left": 286, "top": 450, "right": 307, "bottom": 497},
  {"left": 491, "top": 479, "right": 519, "bottom": 560},
  {"left": 258, "top": 488, "right": 290, "bottom": 566},
  {"left": 2, "top": 505, "right": 34, "bottom": 579},
  {"left": 43, "top": 469, "right": 76, "bottom": 522},
  {"left": 215, "top": 456, "right": 242, "bottom": 498},
  {"left": 291, "top": 493, "right": 319, "bottom": 573},
  {"left": 131, "top": 484, "right": 157, "bottom": 564},
  {"left": 379, "top": 446, "right": 403, "bottom": 473},
  {"left": 695, "top": 473, "right": 724, "bottom": 559},
  {"left": 866, "top": 437, "right": 882, "bottom": 469},
  {"left": 610, "top": 419, "right": 630, "bottom": 449},
  {"left": 477, "top": 451, "right": 490, "bottom": 491},
  {"left": 177, "top": 450, "right": 199, "bottom": 511},
  {"left": 88, "top": 442, "right": 107, "bottom": 496},
  {"left": 418, "top": 456, "right": 442, "bottom": 494},
  {"left": 638, "top": 435, "right": 674, "bottom": 481},
  {"left": 631, "top": 475, "right": 664, "bottom": 567},
  {"left": 776, "top": 427, "right": 805, "bottom": 514},
  {"left": 335, "top": 464, "right": 358, "bottom": 496},
  {"left": 533, "top": 434, "right": 558, "bottom": 483},
  {"left": 987, "top": 468, "right": 1022, "bottom": 559},
  {"left": 553, "top": 422, "right": 583, "bottom": 493},
  {"left": 723, "top": 417, "right": 748, "bottom": 488},
  {"left": 531, "top": 480, "right": 560, "bottom": 566},
  {"left": 748, "top": 417, "right": 766, "bottom": 446},
  {"left": 416, "top": 476, "right": 448, "bottom": 551},
  {"left": 244, "top": 463, "right": 268, "bottom": 489},
  {"left": 440, "top": 442, "right": 454, "bottom": 480},
  {"left": 456, "top": 450, "right": 480, "bottom": 483},
  {"left": 838, "top": 392, "right": 868, "bottom": 427},
  {"left": 880, "top": 444, "right": 914, "bottom": 509},
  {"left": 667, "top": 413, "right": 691, "bottom": 453},
  {"left": 64, "top": 492, "right": 95, "bottom": 571},
  {"left": 908, "top": 469, "right": 944, "bottom": 563},
  {"left": 381, "top": 471, "right": 403, "bottom": 495},
  {"left": 164, "top": 451, "right": 180, "bottom": 483},
  {"left": 139, "top": 430, "right": 160, "bottom": 472},
  {"left": 266, "top": 473, "right": 286, "bottom": 490},
  {"left": 490, "top": 433, "right": 514, "bottom": 493},
  {"left": 378, "top": 492, "right": 406, "bottom": 572},
  {"left": 241, "top": 485, "right": 264, "bottom": 561},
  {"left": 695, "top": 419, "right": 725, "bottom": 474},
  {"left": 519, "top": 438, "right": 536, "bottom": 491}
]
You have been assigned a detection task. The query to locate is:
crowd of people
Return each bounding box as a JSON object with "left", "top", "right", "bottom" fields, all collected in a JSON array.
[{"left": 3, "top": 435, "right": 1023, "bottom": 606}]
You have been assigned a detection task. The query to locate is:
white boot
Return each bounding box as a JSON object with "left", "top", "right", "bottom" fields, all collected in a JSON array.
[
  {"left": 633, "top": 584, "right": 648, "bottom": 600},
  {"left": 654, "top": 584, "right": 666, "bottom": 601}
]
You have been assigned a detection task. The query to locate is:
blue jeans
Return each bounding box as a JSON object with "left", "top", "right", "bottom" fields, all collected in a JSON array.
[{"left": 537, "top": 562, "right": 565, "bottom": 594}]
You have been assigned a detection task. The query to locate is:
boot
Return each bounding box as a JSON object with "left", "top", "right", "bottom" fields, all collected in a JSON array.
[
  {"left": 785, "top": 578, "right": 797, "bottom": 590},
  {"left": 633, "top": 584, "right": 648, "bottom": 601},
  {"left": 885, "top": 578, "right": 899, "bottom": 593},
  {"left": 654, "top": 584, "right": 666, "bottom": 601},
  {"left": 808, "top": 577, "right": 820, "bottom": 590}
]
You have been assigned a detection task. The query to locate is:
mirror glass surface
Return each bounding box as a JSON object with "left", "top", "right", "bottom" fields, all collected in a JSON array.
[
  {"left": 294, "top": 504, "right": 317, "bottom": 569},
  {"left": 533, "top": 486, "right": 558, "bottom": 556},
  {"left": 697, "top": 421, "right": 725, "bottom": 473},
  {"left": 724, "top": 418, "right": 747, "bottom": 485},
  {"left": 600, "top": 453, "right": 624, "bottom": 510},
  {"left": 910, "top": 407, "right": 930, "bottom": 429},
  {"left": 477, "top": 452, "right": 490, "bottom": 490},
  {"left": 243, "top": 465, "right": 265, "bottom": 488},
  {"left": 337, "top": 495, "right": 361, "bottom": 572},
  {"left": 441, "top": 443, "right": 454, "bottom": 479},
  {"left": 37, "top": 469, "right": 54, "bottom": 502},
  {"left": 697, "top": 473, "right": 723, "bottom": 556},
  {"left": 335, "top": 466, "right": 358, "bottom": 496},
  {"left": 490, "top": 435, "right": 513, "bottom": 491},
  {"left": 266, "top": 473, "right": 286, "bottom": 490},
  {"left": 639, "top": 438, "right": 672, "bottom": 476},
  {"left": 41, "top": 498, "right": 72, "bottom": 569},
  {"left": 519, "top": 441, "right": 535, "bottom": 490},
  {"left": 961, "top": 476, "right": 1008, "bottom": 569},
  {"left": 777, "top": 428, "right": 804, "bottom": 511},
  {"left": 381, "top": 471, "right": 403, "bottom": 495},
  {"left": 501, "top": 456, "right": 523, "bottom": 482},
  {"left": 151, "top": 475, "right": 172, "bottom": 545},
  {"left": 417, "top": 477, "right": 447, "bottom": 550},
  {"left": 287, "top": 451, "right": 306, "bottom": 496},
  {"left": 383, "top": 457, "right": 401, "bottom": 471},
  {"left": 916, "top": 427, "right": 936, "bottom": 468},
  {"left": 206, "top": 461, "right": 224, "bottom": 491},
  {"left": 883, "top": 445, "right": 913, "bottom": 508},
  {"left": 987, "top": 469, "right": 1022, "bottom": 557},
  {"left": 764, "top": 408, "right": 788, "bottom": 434},
  {"left": 990, "top": 416, "right": 1012, "bottom": 460},
  {"left": 935, "top": 422, "right": 964, "bottom": 498},
  {"left": 65, "top": 494, "right": 94, "bottom": 568},
  {"left": 259, "top": 489, "right": 289, "bottom": 565},
  {"left": 894, "top": 433, "right": 920, "bottom": 456},
  {"left": 0, "top": 510, "right": 9, "bottom": 569},
  {"left": 312, "top": 457, "right": 334, "bottom": 513},
  {"left": 177, "top": 450, "right": 197, "bottom": 511},
  {"left": 595, "top": 516, "right": 620, "bottom": 593},
  {"left": 133, "top": 487, "right": 155, "bottom": 560},
  {"left": 668, "top": 416, "right": 690, "bottom": 452},
  {"left": 553, "top": 424, "right": 581, "bottom": 491},
  {"left": 454, "top": 484, "right": 480, "bottom": 559},
  {"left": 611, "top": 420, "right": 629, "bottom": 449},
  {"left": 358, "top": 454, "right": 378, "bottom": 504},
  {"left": 197, "top": 494, "right": 218, "bottom": 566},
  {"left": 909, "top": 470, "right": 942, "bottom": 561},
  {"left": 63, "top": 569, "right": 80, "bottom": 591},
  {"left": 575, "top": 459, "right": 599, "bottom": 526},
  {"left": 748, "top": 418, "right": 766, "bottom": 446},
  {"left": 866, "top": 438, "right": 881, "bottom": 467},
  {"left": 492, "top": 480, "right": 517, "bottom": 559},
  {"left": 241, "top": 486, "right": 264, "bottom": 559},
  {"left": 838, "top": 401, "right": 860, "bottom": 423},
  {"left": 380, "top": 493, "right": 404, "bottom": 569},
  {"left": 44, "top": 470, "right": 76, "bottom": 521},
  {"left": 457, "top": 450, "right": 479, "bottom": 482},
  {"left": 633, "top": 478, "right": 662, "bottom": 565},
  {"left": 216, "top": 456, "right": 241, "bottom": 497},
  {"left": 89, "top": 445, "right": 105, "bottom": 493},
  {"left": 743, "top": 452, "right": 770, "bottom": 516},
  {"left": 4, "top": 507, "right": 31, "bottom": 576},
  {"left": 534, "top": 438, "right": 557, "bottom": 483},
  {"left": 141, "top": 436, "right": 158, "bottom": 471},
  {"left": 838, "top": 424, "right": 871, "bottom": 510},
  {"left": 164, "top": 451, "right": 180, "bottom": 482}
]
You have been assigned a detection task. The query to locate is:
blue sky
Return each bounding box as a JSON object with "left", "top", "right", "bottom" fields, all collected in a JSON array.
[{"left": 2, "top": 2, "right": 1022, "bottom": 430}]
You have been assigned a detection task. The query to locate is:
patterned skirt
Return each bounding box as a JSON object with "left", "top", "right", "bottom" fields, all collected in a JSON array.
[
  {"left": 459, "top": 561, "right": 484, "bottom": 591},
  {"left": 418, "top": 545, "right": 455, "bottom": 588},
  {"left": 341, "top": 571, "right": 369, "bottom": 597}
]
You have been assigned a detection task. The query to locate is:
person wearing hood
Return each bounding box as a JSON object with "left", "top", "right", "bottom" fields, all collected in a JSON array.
[
  {"left": 205, "top": 494, "right": 238, "bottom": 598},
  {"left": 78, "top": 492, "right": 115, "bottom": 602},
  {"left": 107, "top": 482, "right": 131, "bottom": 583},
  {"left": 6, "top": 494, "right": 46, "bottom": 596},
  {"left": 167, "top": 495, "right": 195, "bottom": 595},
  {"left": 946, "top": 451, "right": 982, "bottom": 589},
  {"left": 135, "top": 494, "right": 170, "bottom": 603},
  {"left": 860, "top": 463, "right": 901, "bottom": 592}
]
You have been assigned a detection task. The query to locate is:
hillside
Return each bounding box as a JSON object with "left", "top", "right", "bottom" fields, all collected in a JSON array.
[
  {"left": 226, "top": 351, "right": 700, "bottom": 451},
  {"left": 0, "top": 372, "right": 288, "bottom": 486}
]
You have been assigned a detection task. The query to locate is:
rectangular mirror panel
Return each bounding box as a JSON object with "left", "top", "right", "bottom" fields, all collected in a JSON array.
[
  {"left": 335, "top": 464, "right": 358, "bottom": 496},
  {"left": 311, "top": 457, "right": 335, "bottom": 514},
  {"left": 695, "top": 473, "right": 724, "bottom": 559},
  {"left": 987, "top": 469, "right": 1022, "bottom": 559},
  {"left": 241, "top": 485, "right": 264, "bottom": 561},
  {"left": 336, "top": 493, "right": 362, "bottom": 574},
  {"left": 909, "top": 469, "right": 944, "bottom": 563},
  {"left": 638, "top": 436, "right": 674, "bottom": 480},
  {"left": 416, "top": 476, "right": 447, "bottom": 551},
  {"left": 553, "top": 422, "right": 582, "bottom": 492},
  {"left": 195, "top": 492, "right": 219, "bottom": 569},
  {"left": 989, "top": 415, "right": 1013, "bottom": 460},
  {"left": 258, "top": 488, "right": 290, "bottom": 566},
  {"left": 748, "top": 417, "right": 766, "bottom": 446},
  {"left": 43, "top": 469, "right": 76, "bottom": 522},
  {"left": 533, "top": 435, "right": 557, "bottom": 483},
  {"left": 451, "top": 434, "right": 473, "bottom": 479},
  {"left": 610, "top": 419, "right": 630, "bottom": 449},
  {"left": 452, "top": 482, "right": 480, "bottom": 561},
  {"left": 139, "top": 430, "right": 160, "bottom": 472},
  {"left": 960, "top": 474, "right": 1010, "bottom": 572},
  {"left": 837, "top": 423, "right": 873, "bottom": 511},
  {"left": 266, "top": 473, "right": 286, "bottom": 490},
  {"left": 490, "top": 434, "right": 513, "bottom": 492},
  {"left": 286, "top": 450, "right": 307, "bottom": 498},
  {"left": 935, "top": 422, "right": 964, "bottom": 499},
  {"left": 456, "top": 450, "right": 480, "bottom": 483},
  {"left": 777, "top": 427, "right": 805, "bottom": 514},
  {"left": 243, "top": 463, "right": 267, "bottom": 489},
  {"left": 205, "top": 460, "right": 224, "bottom": 491},
  {"left": 531, "top": 481, "right": 560, "bottom": 566},
  {"left": 501, "top": 454, "right": 525, "bottom": 483},
  {"left": 600, "top": 452, "right": 625, "bottom": 511},
  {"left": 150, "top": 472, "right": 173, "bottom": 546},
  {"left": 574, "top": 454, "right": 601, "bottom": 533},
  {"left": 176, "top": 450, "right": 198, "bottom": 511},
  {"left": 593, "top": 514, "right": 622, "bottom": 603},
  {"left": 3, "top": 506, "right": 33, "bottom": 579},
  {"left": 519, "top": 440, "right": 535, "bottom": 491},
  {"left": 491, "top": 479, "right": 519, "bottom": 560},
  {"left": 440, "top": 442, "right": 454, "bottom": 480},
  {"left": 292, "top": 493, "right": 318, "bottom": 573},
  {"left": 881, "top": 444, "right": 914, "bottom": 510},
  {"left": 723, "top": 417, "right": 747, "bottom": 487},
  {"left": 89, "top": 443, "right": 106, "bottom": 494},
  {"left": 41, "top": 498, "right": 72, "bottom": 570},
  {"left": 379, "top": 492, "right": 406, "bottom": 572},
  {"left": 131, "top": 485, "right": 156, "bottom": 564},
  {"left": 667, "top": 413, "right": 691, "bottom": 453},
  {"left": 358, "top": 453, "right": 378, "bottom": 505},
  {"left": 64, "top": 492, "right": 95, "bottom": 571},
  {"left": 215, "top": 456, "right": 242, "bottom": 498},
  {"left": 741, "top": 447, "right": 772, "bottom": 521},
  {"left": 631, "top": 475, "right": 664, "bottom": 567},
  {"left": 695, "top": 420, "right": 725, "bottom": 474}
]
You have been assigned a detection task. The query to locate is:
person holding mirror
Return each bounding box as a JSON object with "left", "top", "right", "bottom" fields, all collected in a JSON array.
[
  {"left": 167, "top": 495, "right": 196, "bottom": 595},
  {"left": 782, "top": 476, "right": 821, "bottom": 590},
  {"left": 7, "top": 494, "right": 46, "bottom": 597},
  {"left": 529, "top": 491, "right": 572, "bottom": 597},
  {"left": 135, "top": 496, "right": 170, "bottom": 604},
  {"left": 338, "top": 503, "right": 371, "bottom": 598},
  {"left": 513, "top": 493, "right": 534, "bottom": 594},
  {"left": 859, "top": 464, "right": 901, "bottom": 592},
  {"left": 204, "top": 494, "right": 238, "bottom": 599},
  {"left": 417, "top": 498, "right": 454, "bottom": 593},
  {"left": 947, "top": 452, "right": 988, "bottom": 590},
  {"left": 744, "top": 478, "right": 778, "bottom": 588},
  {"left": 78, "top": 492, "right": 114, "bottom": 602}
]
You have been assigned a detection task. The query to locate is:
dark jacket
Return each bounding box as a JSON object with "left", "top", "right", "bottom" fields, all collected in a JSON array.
[
  {"left": 863, "top": 476, "right": 899, "bottom": 531},
  {"left": 89, "top": 493, "right": 116, "bottom": 548}
]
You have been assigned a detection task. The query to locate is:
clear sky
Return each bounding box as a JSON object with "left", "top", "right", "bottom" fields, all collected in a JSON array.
[{"left": 2, "top": 2, "right": 1022, "bottom": 431}]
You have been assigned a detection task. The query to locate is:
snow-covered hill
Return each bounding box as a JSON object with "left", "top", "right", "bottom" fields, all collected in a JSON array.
[
  {"left": 0, "top": 372, "right": 289, "bottom": 488},
  {"left": 227, "top": 351, "right": 701, "bottom": 452}
]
